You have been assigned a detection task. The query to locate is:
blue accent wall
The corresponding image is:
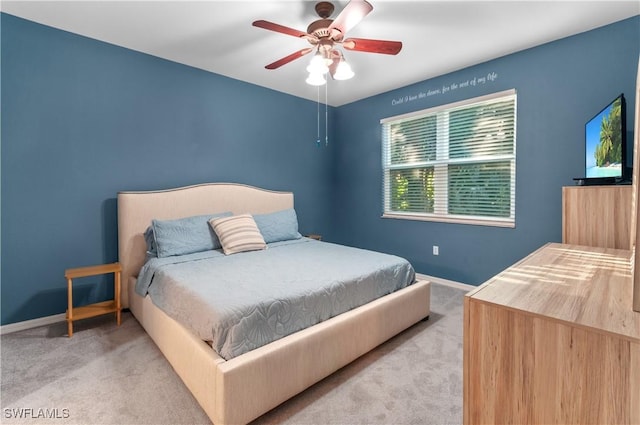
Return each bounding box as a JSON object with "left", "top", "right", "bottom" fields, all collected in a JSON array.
[
  {"left": 1, "top": 13, "right": 638, "bottom": 325},
  {"left": 328, "top": 16, "right": 639, "bottom": 285},
  {"left": 1, "top": 13, "right": 334, "bottom": 325}
]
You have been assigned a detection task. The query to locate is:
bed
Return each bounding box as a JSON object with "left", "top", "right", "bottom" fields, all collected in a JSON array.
[{"left": 118, "top": 183, "right": 431, "bottom": 424}]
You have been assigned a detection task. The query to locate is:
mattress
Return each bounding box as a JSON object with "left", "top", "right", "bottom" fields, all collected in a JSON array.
[{"left": 136, "top": 238, "right": 416, "bottom": 359}]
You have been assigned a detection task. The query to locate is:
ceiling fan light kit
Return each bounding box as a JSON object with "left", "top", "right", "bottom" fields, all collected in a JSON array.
[{"left": 253, "top": 0, "right": 402, "bottom": 86}]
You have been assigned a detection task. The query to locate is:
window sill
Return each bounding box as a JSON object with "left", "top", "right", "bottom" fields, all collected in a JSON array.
[{"left": 382, "top": 212, "right": 515, "bottom": 228}]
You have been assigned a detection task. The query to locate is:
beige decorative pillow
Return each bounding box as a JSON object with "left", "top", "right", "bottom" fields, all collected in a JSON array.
[{"left": 209, "top": 214, "right": 267, "bottom": 255}]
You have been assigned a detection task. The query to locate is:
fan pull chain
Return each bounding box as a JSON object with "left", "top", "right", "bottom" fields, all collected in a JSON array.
[
  {"left": 325, "top": 80, "right": 328, "bottom": 146},
  {"left": 316, "top": 85, "right": 321, "bottom": 147}
]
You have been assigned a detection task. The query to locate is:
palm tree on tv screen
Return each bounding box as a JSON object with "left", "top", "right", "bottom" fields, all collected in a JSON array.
[{"left": 594, "top": 98, "right": 622, "bottom": 167}]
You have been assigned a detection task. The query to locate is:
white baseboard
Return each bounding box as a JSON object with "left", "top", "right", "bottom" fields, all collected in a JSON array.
[
  {"left": 416, "top": 273, "right": 475, "bottom": 292},
  {"left": 1, "top": 313, "right": 66, "bottom": 335}
]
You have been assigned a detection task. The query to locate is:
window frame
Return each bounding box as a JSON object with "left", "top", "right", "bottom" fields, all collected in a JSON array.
[{"left": 381, "top": 89, "right": 517, "bottom": 228}]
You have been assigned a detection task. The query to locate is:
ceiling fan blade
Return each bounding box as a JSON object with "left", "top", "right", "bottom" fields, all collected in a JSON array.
[
  {"left": 328, "top": 0, "right": 373, "bottom": 37},
  {"left": 252, "top": 20, "right": 309, "bottom": 38},
  {"left": 265, "top": 48, "right": 314, "bottom": 70},
  {"left": 343, "top": 38, "right": 402, "bottom": 55}
]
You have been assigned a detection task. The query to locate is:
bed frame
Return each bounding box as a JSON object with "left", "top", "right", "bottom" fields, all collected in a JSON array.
[{"left": 117, "top": 183, "right": 431, "bottom": 425}]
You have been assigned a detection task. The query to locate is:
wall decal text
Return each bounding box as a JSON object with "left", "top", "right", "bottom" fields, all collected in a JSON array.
[{"left": 391, "top": 72, "right": 499, "bottom": 106}]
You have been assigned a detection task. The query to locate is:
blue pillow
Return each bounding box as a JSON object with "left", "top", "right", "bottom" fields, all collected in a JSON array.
[
  {"left": 254, "top": 209, "right": 302, "bottom": 244},
  {"left": 152, "top": 212, "right": 231, "bottom": 258},
  {"left": 144, "top": 226, "right": 158, "bottom": 257}
]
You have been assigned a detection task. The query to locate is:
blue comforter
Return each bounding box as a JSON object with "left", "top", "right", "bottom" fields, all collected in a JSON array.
[{"left": 136, "top": 238, "right": 416, "bottom": 360}]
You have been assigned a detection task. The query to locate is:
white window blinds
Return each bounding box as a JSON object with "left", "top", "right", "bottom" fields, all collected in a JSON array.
[{"left": 381, "top": 89, "right": 517, "bottom": 227}]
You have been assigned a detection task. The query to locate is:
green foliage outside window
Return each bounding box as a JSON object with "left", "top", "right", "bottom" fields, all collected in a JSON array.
[
  {"left": 448, "top": 162, "right": 511, "bottom": 217},
  {"left": 389, "top": 117, "right": 437, "bottom": 165},
  {"left": 390, "top": 168, "right": 434, "bottom": 213}
]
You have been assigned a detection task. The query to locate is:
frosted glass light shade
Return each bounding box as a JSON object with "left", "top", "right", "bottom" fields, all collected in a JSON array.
[
  {"left": 333, "top": 60, "right": 354, "bottom": 80},
  {"left": 306, "top": 53, "right": 329, "bottom": 75},
  {"left": 306, "top": 72, "right": 326, "bottom": 86}
]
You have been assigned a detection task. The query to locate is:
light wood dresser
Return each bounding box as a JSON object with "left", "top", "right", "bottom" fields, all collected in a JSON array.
[
  {"left": 562, "top": 185, "right": 632, "bottom": 249},
  {"left": 463, "top": 243, "right": 639, "bottom": 424}
]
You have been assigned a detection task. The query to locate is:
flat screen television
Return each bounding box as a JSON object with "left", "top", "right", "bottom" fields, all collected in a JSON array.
[{"left": 585, "top": 93, "right": 628, "bottom": 182}]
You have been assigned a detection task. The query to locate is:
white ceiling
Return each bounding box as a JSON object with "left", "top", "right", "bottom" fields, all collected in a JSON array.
[{"left": 2, "top": 1, "right": 639, "bottom": 106}]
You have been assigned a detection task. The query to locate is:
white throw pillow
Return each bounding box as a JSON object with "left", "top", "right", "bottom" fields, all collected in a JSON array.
[{"left": 209, "top": 214, "right": 267, "bottom": 255}]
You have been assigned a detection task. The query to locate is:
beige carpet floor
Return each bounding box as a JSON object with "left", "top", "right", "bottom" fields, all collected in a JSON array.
[{"left": 1, "top": 283, "right": 466, "bottom": 425}]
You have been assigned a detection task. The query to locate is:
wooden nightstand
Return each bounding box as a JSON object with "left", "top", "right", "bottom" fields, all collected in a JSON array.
[
  {"left": 306, "top": 234, "right": 322, "bottom": 241},
  {"left": 65, "top": 262, "right": 121, "bottom": 337}
]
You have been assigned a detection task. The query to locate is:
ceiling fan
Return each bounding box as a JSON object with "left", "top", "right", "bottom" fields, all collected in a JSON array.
[{"left": 252, "top": 0, "right": 402, "bottom": 83}]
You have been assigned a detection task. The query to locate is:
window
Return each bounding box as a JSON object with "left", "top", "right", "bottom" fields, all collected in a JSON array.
[{"left": 381, "top": 89, "right": 516, "bottom": 227}]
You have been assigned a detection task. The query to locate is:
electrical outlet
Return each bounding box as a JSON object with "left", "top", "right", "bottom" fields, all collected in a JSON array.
[{"left": 433, "top": 245, "right": 439, "bottom": 256}]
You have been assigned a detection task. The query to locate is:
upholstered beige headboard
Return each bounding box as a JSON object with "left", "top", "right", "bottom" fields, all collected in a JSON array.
[{"left": 117, "top": 183, "right": 294, "bottom": 307}]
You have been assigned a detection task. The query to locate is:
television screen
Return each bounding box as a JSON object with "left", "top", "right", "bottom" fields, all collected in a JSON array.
[{"left": 585, "top": 94, "right": 626, "bottom": 179}]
